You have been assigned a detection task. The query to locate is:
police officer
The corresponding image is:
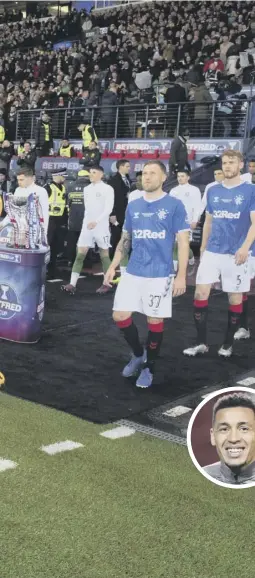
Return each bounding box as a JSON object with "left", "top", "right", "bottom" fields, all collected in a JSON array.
[
  {"left": 46, "top": 170, "right": 67, "bottom": 279},
  {"left": 79, "top": 141, "right": 101, "bottom": 173},
  {"left": 66, "top": 173, "right": 90, "bottom": 265},
  {"left": 78, "top": 123, "right": 98, "bottom": 154},
  {"left": 58, "top": 138, "right": 75, "bottom": 158}
]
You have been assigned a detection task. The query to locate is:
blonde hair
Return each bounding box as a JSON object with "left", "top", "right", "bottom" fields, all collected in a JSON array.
[{"left": 221, "top": 149, "right": 243, "bottom": 162}]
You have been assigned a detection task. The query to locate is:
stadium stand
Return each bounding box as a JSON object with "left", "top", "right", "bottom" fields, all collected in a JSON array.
[{"left": 0, "top": 0, "right": 254, "bottom": 144}]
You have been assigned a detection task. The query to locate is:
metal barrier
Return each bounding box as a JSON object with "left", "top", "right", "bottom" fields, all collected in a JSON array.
[{"left": 15, "top": 100, "right": 252, "bottom": 142}]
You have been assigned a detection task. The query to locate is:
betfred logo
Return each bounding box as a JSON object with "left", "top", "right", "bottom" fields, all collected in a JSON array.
[
  {"left": 133, "top": 229, "right": 166, "bottom": 239},
  {"left": 213, "top": 210, "right": 240, "bottom": 219},
  {"left": 0, "top": 283, "right": 22, "bottom": 320}
]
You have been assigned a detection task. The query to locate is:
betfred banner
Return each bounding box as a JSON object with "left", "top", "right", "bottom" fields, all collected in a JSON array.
[
  {"left": 10, "top": 157, "right": 190, "bottom": 178},
  {"left": 112, "top": 139, "right": 243, "bottom": 157},
  {"left": 10, "top": 138, "right": 244, "bottom": 177}
]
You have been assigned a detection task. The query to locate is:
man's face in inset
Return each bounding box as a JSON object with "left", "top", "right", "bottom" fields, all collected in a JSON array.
[{"left": 211, "top": 406, "right": 255, "bottom": 468}]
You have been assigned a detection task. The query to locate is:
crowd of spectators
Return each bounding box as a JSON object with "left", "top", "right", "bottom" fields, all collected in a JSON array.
[{"left": 0, "top": 1, "right": 254, "bottom": 143}]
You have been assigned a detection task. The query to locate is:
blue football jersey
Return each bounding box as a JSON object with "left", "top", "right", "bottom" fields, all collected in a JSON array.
[
  {"left": 206, "top": 182, "right": 255, "bottom": 255},
  {"left": 123, "top": 194, "right": 189, "bottom": 278}
]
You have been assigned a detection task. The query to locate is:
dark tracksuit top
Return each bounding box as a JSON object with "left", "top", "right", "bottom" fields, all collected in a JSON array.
[{"left": 203, "top": 460, "right": 255, "bottom": 485}]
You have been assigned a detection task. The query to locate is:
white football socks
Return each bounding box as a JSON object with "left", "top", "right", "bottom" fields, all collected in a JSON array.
[{"left": 70, "top": 272, "right": 80, "bottom": 287}]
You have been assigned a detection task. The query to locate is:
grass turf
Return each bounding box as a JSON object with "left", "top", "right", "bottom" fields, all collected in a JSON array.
[{"left": 0, "top": 393, "right": 254, "bottom": 578}]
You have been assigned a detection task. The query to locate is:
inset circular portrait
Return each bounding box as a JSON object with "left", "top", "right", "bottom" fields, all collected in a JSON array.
[{"left": 187, "top": 386, "right": 255, "bottom": 489}]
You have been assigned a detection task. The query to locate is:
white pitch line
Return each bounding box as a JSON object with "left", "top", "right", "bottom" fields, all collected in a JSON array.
[
  {"left": 237, "top": 377, "right": 255, "bottom": 386},
  {"left": 0, "top": 458, "right": 18, "bottom": 472},
  {"left": 163, "top": 406, "right": 192, "bottom": 418},
  {"left": 47, "top": 278, "right": 63, "bottom": 282},
  {"left": 100, "top": 426, "right": 135, "bottom": 439},
  {"left": 41, "top": 440, "right": 84, "bottom": 455}
]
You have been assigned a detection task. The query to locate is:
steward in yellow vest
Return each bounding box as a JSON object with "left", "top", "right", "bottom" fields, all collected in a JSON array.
[
  {"left": 17, "top": 144, "right": 25, "bottom": 155},
  {"left": 46, "top": 170, "right": 67, "bottom": 279},
  {"left": 35, "top": 113, "right": 53, "bottom": 157},
  {"left": 58, "top": 138, "right": 75, "bottom": 158},
  {"left": 47, "top": 174, "right": 66, "bottom": 217},
  {"left": 0, "top": 125, "right": 5, "bottom": 144},
  {"left": 78, "top": 123, "right": 98, "bottom": 153}
]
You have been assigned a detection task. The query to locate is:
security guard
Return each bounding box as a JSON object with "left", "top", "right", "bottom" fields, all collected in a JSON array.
[
  {"left": 46, "top": 170, "right": 67, "bottom": 279},
  {"left": 78, "top": 123, "right": 98, "bottom": 153},
  {"left": 66, "top": 173, "right": 90, "bottom": 265},
  {"left": 36, "top": 112, "right": 53, "bottom": 157},
  {"left": 58, "top": 138, "right": 75, "bottom": 158},
  {"left": 79, "top": 141, "right": 101, "bottom": 173}
]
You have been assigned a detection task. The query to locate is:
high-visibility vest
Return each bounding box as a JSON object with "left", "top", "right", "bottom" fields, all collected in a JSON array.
[
  {"left": 48, "top": 183, "right": 66, "bottom": 217},
  {"left": 43, "top": 123, "right": 50, "bottom": 142},
  {"left": 0, "top": 126, "right": 5, "bottom": 143},
  {"left": 59, "top": 145, "right": 72, "bottom": 158},
  {"left": 78, "top": 169, "right": 90, "bottom": 177},
  {"left": 18, "top": 145, "right": 25, "bottom": 155},
  {"left": 82, "top": 126, "right": 98, "bottom": 148}
]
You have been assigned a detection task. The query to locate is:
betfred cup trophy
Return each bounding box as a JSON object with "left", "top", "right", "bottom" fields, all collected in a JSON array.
[{"left": 3, "top": 192, "right": 47, "bottom": 249}]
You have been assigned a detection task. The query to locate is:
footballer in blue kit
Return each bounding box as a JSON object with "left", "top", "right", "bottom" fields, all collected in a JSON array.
[
  {"left": 184, "top": 150, "right": 255, "bottom": 358},
  {"left": 104, "top": 161, "right": 190, "bottom": 388}
]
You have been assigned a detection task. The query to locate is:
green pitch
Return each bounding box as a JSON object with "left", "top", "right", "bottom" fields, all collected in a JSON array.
[{"left": 0, "top": 393, "right": 254, "bottom": 578}]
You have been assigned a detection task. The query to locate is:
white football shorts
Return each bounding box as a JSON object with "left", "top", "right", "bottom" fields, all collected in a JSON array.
[
  {"left": 196, "top": 250, "right": 251, "bottom": 293},
  {"left": 77, "top": 220, "right": 111, "bottom": 250},
  {"left": 249, "top": 256, "right": 255, "bottom": 279},
  {"left": 113, "top": 272, "right": 174, "bottom": 318}
]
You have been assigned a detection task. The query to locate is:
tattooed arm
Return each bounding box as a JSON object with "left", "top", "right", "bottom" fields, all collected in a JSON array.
[{"left": 104, "top": 230, "right": 132, "bottom": 286}]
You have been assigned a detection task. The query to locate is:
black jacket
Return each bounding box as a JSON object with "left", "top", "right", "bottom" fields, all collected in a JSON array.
[
  {"left": 101, "top": 90, "right": 118, "bottom": 121},
  {"left": 35, "top": 121, "right": 53, "bottom": 148},
  {"left": 108, "top": 172, "right": 130, "bottom": 227},
  {"left": 0, "top": 144, "right": 14, "bottom": 175},
  {"left": 66, "top": 178, "right": 89, "bottom": 232},
  {"left": 169, "top": 137, "right": 190, "bottom": 172},
  {"left": 17, "top": 149, "right": 37, "bottom": 170},
  {"left": 79, "top": 148, "right": 101, "bottom": 169}
]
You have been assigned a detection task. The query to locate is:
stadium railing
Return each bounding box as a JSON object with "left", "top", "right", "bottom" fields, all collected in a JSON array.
[{"left": 15, "top": 100, "right": 252, "bottom": 142}]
